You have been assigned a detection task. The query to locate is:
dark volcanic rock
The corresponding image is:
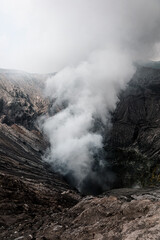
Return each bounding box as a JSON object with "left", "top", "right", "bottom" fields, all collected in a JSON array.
[{"left": 109, "top": 66, "right": 160, "bottom": 188}]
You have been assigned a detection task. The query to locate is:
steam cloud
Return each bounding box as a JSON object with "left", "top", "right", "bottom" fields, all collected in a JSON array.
[{"left": 41, "top": 0, "right": 160, "bottom": 194}]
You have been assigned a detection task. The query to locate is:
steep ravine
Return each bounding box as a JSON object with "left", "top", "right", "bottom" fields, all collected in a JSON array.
[{"left": 1, "top": 68, "right": 160, "bottom": 240}]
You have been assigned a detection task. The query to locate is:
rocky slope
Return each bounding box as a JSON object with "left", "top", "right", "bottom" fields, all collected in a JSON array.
[
  {"left": 0, "top": 69, "right": 80, "bottom": 239},
  {"left": 1, "top": 67, "right": 160, "bottom": 240}
]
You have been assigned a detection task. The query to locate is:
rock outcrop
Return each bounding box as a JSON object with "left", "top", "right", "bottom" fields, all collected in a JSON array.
[{"left": 109, "top": 66, "right": 160, "bottom": 188}]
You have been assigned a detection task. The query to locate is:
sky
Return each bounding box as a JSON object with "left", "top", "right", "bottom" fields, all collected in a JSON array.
[{"left": 0, "top": 0, "right": 160, "bottom": 73}]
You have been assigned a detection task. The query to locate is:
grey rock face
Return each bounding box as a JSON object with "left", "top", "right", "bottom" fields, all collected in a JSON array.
[{"left": 108, "top": 66, "right": 160, "bottom": 188}]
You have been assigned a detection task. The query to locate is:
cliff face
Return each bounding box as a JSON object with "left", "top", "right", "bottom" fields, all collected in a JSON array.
[
  {"left": 1, "top": 67, "right": 160, "bottom": 240},
  {"left": 109, "top": 66, "right": 160, "bottom": 188}
]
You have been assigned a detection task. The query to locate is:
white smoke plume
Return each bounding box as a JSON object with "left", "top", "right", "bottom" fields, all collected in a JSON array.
[{"left": 41, "top": 0, "right": 160, "bottom": 194}]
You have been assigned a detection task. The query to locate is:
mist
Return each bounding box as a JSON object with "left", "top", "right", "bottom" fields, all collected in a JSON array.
[
  {"left": 37, "top": 0, "right": 160, "bottom": 194},
  {"left": 1, "top": 0, "right": 160, "bottom": 73}
]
